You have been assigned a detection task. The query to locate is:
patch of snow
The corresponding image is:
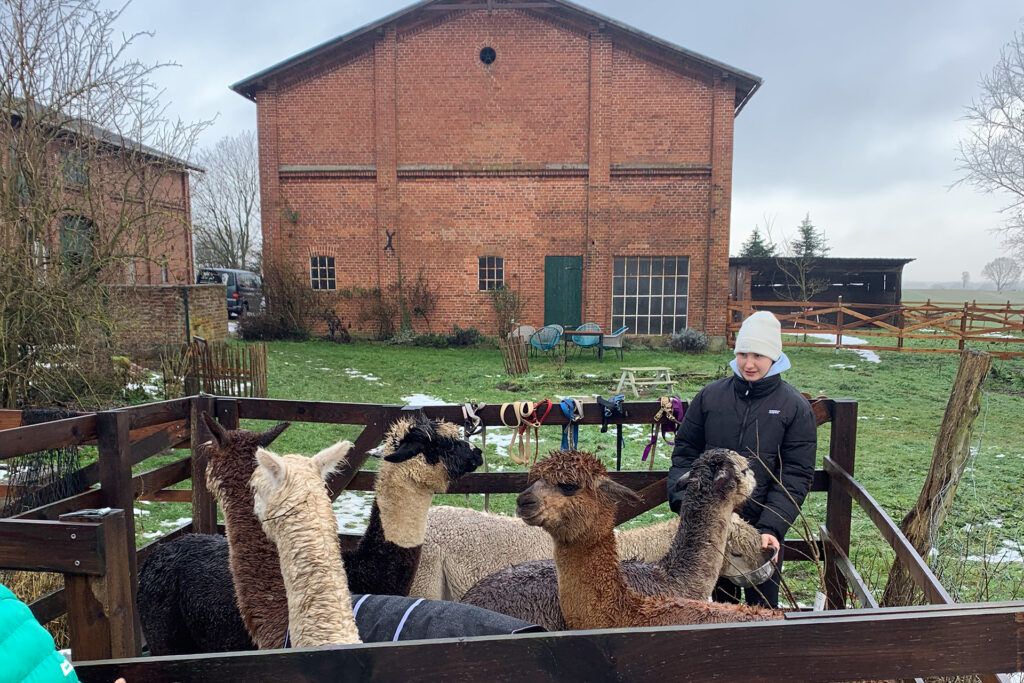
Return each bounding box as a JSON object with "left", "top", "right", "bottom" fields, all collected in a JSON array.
[
  {"left": 161, "top": 517, "right": 192, "bottom": 527},
  {"left": 980, "top": 332, "right": 1019, "bottom": 339},
  {"left": 139, "top": 531, "right": 163, "bottom": 540},
  {"left": 967, "top": 539, "right": 1024, "bottom": 564},
  {"left": 317, "top": 367, "right": 332, "bottom": 371},
  {"left": 344, "top": 367, "right": 380, "bottom": 382},
  {"left": 785, "top": 332, "right": 881, "bottom": 363},
  {"left": 134, "top": 508, "right": 150, "bottom": 516},
  {"left": 995, "top": 453, "right": 1006, "bottom": 459},
  {"left": 228, "top": 321, "right": 238, "bottom": 335},
  {"left": 828, "top": 363, "right": 858, "bottom": 370},
  {"left": 584, "top": 373, "right": 598, "bottom": 378},
  {"left": 333, "top": 491, "right": 373, "bottom": 533},
  {"left": 401, "top": 393, "right": 447, "bottom": 406}
]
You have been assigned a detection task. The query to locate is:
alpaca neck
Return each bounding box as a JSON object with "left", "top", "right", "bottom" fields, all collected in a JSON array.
[
  {"left": 375, "top": 467, "right": 435, "bottom": 548},
  {"left": 272, "top": 516, "right": 360, "bottom": 648},
  {"left": 659, "top": 494, "right": 733, "bottom": 600},
  {"left": 552, "top": 517, "right": 640, "bottom": 630},
  {"left": 217, "top": 480, "right": 288, "bottom": 647}
]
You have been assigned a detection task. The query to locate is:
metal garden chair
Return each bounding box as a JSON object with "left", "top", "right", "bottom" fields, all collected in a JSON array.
[
  {"left": 570, "top": 322, "right": 602, "bottom": 357},
  {"left": 529, "top": 324, "right": 563, "bottom": 357}
]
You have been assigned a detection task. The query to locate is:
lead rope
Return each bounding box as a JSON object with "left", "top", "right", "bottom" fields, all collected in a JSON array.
[
  {"left": 559, "top": 398, "right": 584, "bottom": 449},
  {"left": 642, "top": 396, "right": 682, "bottom": 470},
  {"left": 500, "top": 401, "right": 533, "bottom": 465},
  {"left": 521, "top": 399, "right": 554, "bottom": 465}
]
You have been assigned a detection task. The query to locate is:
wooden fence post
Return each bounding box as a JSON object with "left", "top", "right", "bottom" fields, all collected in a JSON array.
[
  {"left": 94, "top": 410, "right": 142, "bottom": 652},
  {"left": 824, "top": 399, "right": 858, "bottom": 609},
  {"left": 61, "top": 508, "right": 140, "bottom": 660},
  {"left": 190, "top": 395, "right": 217, "bottom": 534},
  {"left": 835, "top": 295, "right": 843, "bottom": 351}
]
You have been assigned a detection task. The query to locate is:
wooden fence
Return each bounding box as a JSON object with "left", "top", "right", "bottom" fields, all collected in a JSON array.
[
  {"left": 728, "top": 297, "right": 1024, "bottom": 359},
  {"left": 184, "top": 338, "right": 268, "bottom": 397},
  {"left": 0, "top": 396, "right": 1019, "bottom": 682}
]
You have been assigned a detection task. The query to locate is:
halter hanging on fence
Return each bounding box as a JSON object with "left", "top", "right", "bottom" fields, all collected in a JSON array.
[
  {"left": 501, "top": 399, "right": 553, "bottom": 466},
  {"left": 559, "top": 398, "right": 584, "bottom": 450},
  {"left": 596, "top": 394, "right": 628, "bottom": 454},
  {"left": 641, "top": 396, "right": 685, "bottom": 469}
]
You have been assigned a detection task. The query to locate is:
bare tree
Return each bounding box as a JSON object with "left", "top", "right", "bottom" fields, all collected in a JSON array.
[
  {"left": 961, "top": 271, "right": 970, "bottom": 289},
  {"left": 956, "top": 29, "right": 1024, "bottom": 252},
  {"left": 0, "top": 0, "right": 209, "bottom": 408},
  {"left": 774, "top": 213, "right": 831, "bottom": 303},
  {"left": 191, "top": 130, "right": 261, "bottom": 270},
  {"left": 981, "top": 257, "right": 1021, "bottom": 292}
]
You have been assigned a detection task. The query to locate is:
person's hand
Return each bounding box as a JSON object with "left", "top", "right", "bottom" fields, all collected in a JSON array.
[{"left": 761, "top": 533, "right": 780, "bottom": 562}]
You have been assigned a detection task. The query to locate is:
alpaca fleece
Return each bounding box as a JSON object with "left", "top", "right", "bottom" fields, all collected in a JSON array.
[
  {"left": 464, "top": 448, "right": 780, "bottom": 629},
  {"left": 141, "top": 414, "right": 480, "bottom": 653},
  {"left": 520, "top": 448, "right": 782, "bottom": 629},
  {"left": 251, "top": 444, "right": 361, "bottom": 647},
  {"left": 409, "top": 506, "right": 680, "bottom": 601}
]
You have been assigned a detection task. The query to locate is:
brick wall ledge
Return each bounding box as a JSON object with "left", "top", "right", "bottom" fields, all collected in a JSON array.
[
  {"left": 278, "top": 163, "right": 710, "bottom": 179},
  {"left": 610, "top": 163, "right": 711, "bottom": 176}
]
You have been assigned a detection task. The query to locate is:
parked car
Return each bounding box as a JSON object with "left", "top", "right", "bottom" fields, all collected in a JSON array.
[{"left": 196, "top": 267, "right": 263, "bottom": 318}]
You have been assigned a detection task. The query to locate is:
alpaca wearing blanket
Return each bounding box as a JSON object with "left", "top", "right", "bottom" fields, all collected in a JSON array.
[
  {"left": 250, "top": 443, "right": 361, "bottom": 647},
  {"left": 461, "top": 448, "right": 774, "bottom": 630},
  {"left": 141, "top": 413, "right": 482, "bottom": 652},
  {"left": 516, "top": 449, "right": 783, "bottom": 629}
]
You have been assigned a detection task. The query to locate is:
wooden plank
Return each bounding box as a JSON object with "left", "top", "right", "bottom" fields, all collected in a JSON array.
[
  {"left": 190, "top": 396, "right": 217, "bottom": 535},
  {"left": 28, "top": 586, "right": 67, "bottom": 625},
  {"left": 0, "top": 518, "right": 104, "bottom": 573},
  {"left": 117, "top": 398, "right": 191, "bottom": 430},
  {"left": 326, "top": 419, "right": 382, "bottom": 500},
  {"left": 73, "top": 603, "right": 1024, "bottom": 683},
  {"left": 236, "top": 397, "right": 381, "bottom": 424},
  {"left": 134, "top": 457, "right": 190, "bottom": 499},
  {"left": 12, "top": 487, "right": 104, "bottom": 521},
  {"left": 825, "top": 457, "right": 953, "bottom": 606},
  {"left": 823, "top": 399, "right": 857, "bottom": 610},
  {"left": 820, "top": 524, "right": 879, "bottom": 609},
  {"left": 135, "top": 521, "right": 194, "bottom": 567},
  {"left": 0, "top": 409, "right": 22, "bottom": 430},
  {"left": 95, "top": 412, "right": 143, "bottom": 654},
  {"left": 128, "top": 419, "right": 190, "bottom": 463},
  {"left": 62, "top": 509, "right": 140, "bottom": 660},
  {"left": 0, "top": 414, "right": 97, "bottom": 461}
]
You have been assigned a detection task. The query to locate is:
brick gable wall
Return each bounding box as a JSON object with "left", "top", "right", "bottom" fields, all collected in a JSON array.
[{"left": 253, "top": 7, "right": 737, "bottom": 338}]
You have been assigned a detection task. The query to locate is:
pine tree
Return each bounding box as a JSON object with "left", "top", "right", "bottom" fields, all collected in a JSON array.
[
  {"left": 788, "top": 213, "right": 830, "bottom": 258},
  {"left": 738, "top": 226, "right": 777, "bottom": 257}
]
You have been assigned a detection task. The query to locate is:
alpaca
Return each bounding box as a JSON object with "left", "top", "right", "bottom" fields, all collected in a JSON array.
[
  {"left": 250, "top": 442, "right": 361, "bottom": 647},
  {"left": 515, "top": 449, "right": 783, "bottom": 629},
  {"left": 140, "top": 413, "right": 482, "bottom": 653},
  {"left": 138, "top": 419, "right": 290, "bottom": 655},
  {"left": 410, "top": 506, "right": 679, "bottom": 601},
  {"left": 461, "top": 448, "right": 776, "bottom": 630},
  {"left": 412, "top": 503, "right": 767, "bottom": 602}
]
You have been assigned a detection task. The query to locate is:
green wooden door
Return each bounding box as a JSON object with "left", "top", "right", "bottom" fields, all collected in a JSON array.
[{"left": 544, "top": 256, "right": 583, "bottom": 328}]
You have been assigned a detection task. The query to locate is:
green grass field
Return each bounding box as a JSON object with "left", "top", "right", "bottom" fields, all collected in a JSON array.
[
  {"left": 132, "top": 337, "right": 1024, "bottom": 606},
  {"left": 903, "top": 288, "right": 1024, "bottom": 305}
]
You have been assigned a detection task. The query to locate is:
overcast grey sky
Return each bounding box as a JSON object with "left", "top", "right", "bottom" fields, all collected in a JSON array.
[{"left": 109, "top": 0, "right": 1023, "bottom": 284}]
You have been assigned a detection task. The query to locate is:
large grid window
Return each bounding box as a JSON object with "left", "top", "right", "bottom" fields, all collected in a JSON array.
[
  {"left": 310, "top": 255, "right": 336, "bottom": 290},
  {"left": 61, "top": 149, "right": 89, "bottom": 185},
  {"left": 611, "top": 256, "right": 689, "bottom": 335},
  {"left": 478, "top": 256, "right": 504, "bottom": 290}
]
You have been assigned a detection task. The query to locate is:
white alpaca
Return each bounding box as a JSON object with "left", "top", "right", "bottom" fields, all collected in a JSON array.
[{"left": 250, "top": 441, "right": 361, "bottom": 648}]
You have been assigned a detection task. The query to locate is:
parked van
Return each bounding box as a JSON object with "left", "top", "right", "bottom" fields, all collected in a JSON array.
[{"left": 196, "top": 267, "right": 263, "bottom": 318}]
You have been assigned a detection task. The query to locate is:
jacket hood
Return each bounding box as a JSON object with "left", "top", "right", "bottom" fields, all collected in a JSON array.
[{"left": 729, "top": 350, "right": 791, "bottom": 379}]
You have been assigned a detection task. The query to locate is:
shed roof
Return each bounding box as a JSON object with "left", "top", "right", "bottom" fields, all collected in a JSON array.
[
  {"left": 231, "top": 0, "right": 762, "bottom": 114},
  {"left": 730, "top": 257, "right": 916, "bottom": 272}
]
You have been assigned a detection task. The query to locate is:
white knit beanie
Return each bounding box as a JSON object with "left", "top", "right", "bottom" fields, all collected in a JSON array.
[{"left": 734, "top": 311, "right": 783, "bottom": 361}]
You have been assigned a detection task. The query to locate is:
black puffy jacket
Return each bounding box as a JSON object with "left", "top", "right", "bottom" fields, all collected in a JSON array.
[{"left": 667, "top": 372, "right": 817, "bottom": 541}]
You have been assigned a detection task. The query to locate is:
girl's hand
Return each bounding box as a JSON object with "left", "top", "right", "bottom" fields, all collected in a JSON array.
[{"left": 761, "top": 533, "right": 780, "bottom": 562}]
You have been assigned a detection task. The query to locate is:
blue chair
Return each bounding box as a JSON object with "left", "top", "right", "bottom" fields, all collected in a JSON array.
[
  {"left": 529, "top": 324, "right": 563, "bottom": 357},
  {"left": 600, "top": 326, "right": 628, "bottom": 360},
  {"left": 571, "top": 323, "right": 602, "bottom": 357}
]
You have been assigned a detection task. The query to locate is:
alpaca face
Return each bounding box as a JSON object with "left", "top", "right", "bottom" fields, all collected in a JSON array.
[
  {"left": 381, "top": 416, "right": 483, "bottom": 493},
  {"left": 517, "top": 449, "right": 639, "bottom": 543},
  {"left": 201, "top": 412, "right": 289, "bottom": 501},
  {"left": 250, "top": 440, "right": 352, "bottom": 540},
  {"left": 676, "top": 448, "right": 754, "bottom": 510}
]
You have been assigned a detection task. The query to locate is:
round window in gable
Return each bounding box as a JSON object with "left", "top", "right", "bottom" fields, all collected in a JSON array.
[{"left": 479, "top": 47, "right": 496, "bottom": 65}]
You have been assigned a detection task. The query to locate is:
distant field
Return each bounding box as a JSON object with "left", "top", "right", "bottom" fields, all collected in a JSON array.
[{"left": 902, "top": 288, "right": 1024, "bottom": 305}]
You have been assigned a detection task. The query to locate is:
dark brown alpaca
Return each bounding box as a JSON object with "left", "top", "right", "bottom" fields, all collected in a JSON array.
[{"left": 516, "top": 449, "right": 783, "bottom": 629}]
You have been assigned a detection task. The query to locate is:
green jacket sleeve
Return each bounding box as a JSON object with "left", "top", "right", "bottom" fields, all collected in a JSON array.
[{"left": 0, "top": 584, "right": 80, "bottom": 683}]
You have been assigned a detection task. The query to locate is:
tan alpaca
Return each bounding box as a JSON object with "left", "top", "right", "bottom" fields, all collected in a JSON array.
[
  {"left": 250, "top": 442, "right": 362, "bottom": 647},
  {"left": 517, "top": 449, "right": 784, "bottom": 630}
]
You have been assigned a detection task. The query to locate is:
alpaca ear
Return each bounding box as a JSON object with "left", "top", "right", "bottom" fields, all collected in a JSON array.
[
  {"left": 313, "top": 440, "right": 352, "bottom": 480},
  {"left": 202, "top": 412, "right": 229, "bottom": 448},
  {"left": 257, "top": 422, "right": 290, "bottom": 447},
  {"left": 384, "top": 437, "right": 425, "bottom": 463},
  {"left": 255, "top": 448, "right": 286, "bottom": 489},
  {"left": 598, "top": 478, "right": 642, "bottom": 506}
]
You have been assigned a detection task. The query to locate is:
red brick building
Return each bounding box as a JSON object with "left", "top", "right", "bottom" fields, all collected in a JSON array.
[{"left": 232, "top": 0, "right": 759, "bottom": 337}]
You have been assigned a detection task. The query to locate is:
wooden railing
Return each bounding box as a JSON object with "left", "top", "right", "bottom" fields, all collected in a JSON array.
[
  {"left": 0, "top": 396, "right": 1018, "bottom": 681},
  {"left": 728, "top": 298, "right": 1024, "bottom": 358}
]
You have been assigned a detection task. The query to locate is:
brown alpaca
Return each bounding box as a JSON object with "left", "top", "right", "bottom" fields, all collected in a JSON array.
[
  {"left": 251, "top": 442, "right": 361, "bottom": 647},
  {"left": 516, "top": 449, "right": 784, "bottom": 630}
]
